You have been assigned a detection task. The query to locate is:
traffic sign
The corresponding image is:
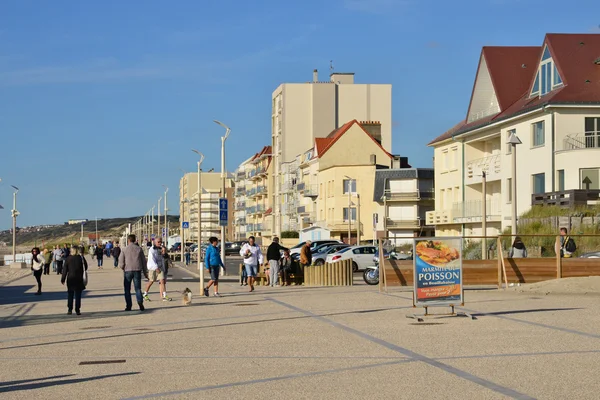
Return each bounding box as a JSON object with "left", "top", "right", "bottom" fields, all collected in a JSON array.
[
  {"left": 182, "top": 221, "right": 189, "bottom": 229},
  {"left": 219, "top": 197, "right": 228, "bottom": 227},
  {"left": 151, "top": 234, "right": 156, "bottom": 239},
  {"left": 162, "top": 228, "right": 167, "bottom": 236}
]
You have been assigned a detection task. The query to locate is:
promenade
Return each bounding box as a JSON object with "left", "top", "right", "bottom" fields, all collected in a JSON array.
[{"left": 1, "top": 256, "right": 599, "bottom": 399}]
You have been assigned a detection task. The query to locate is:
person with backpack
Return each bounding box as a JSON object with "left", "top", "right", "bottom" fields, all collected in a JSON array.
[
  {"left": 560, "top": 227, "right": 576, "bottom": 258},
  {"left": 509, "top": 236, "right": 528, "bottom": 258}
]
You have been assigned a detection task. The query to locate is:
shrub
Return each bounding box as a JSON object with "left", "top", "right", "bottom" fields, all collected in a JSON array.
[{"left": 280, "top": 231, "right": 299, "bottom": 239}]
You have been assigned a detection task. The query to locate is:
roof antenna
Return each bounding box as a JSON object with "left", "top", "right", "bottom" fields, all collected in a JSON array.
[{"left": 330, "top": 60, "right": 334, "bottom": 73}]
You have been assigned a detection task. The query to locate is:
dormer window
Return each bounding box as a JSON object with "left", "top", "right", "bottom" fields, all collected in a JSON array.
[{"left": 530, "top": 45, "right": 563, "bottom": 97}]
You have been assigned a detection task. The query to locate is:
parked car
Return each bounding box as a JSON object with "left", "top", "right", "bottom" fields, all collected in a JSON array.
[
  {"left": 312, "top": 244, "right": 350, "bottom": 266},
  {"left": 226, "top": 241, "right": 247, "bottom": 255},
  {"left": 580, "top": 251, "right": 600, "bottom": 258},
  {"left": 289, "top": 239, "right": 342, "bottom": 255},
  {"left": 373, "top": 250, "right": 413, "bottom": 264},
  {"left": 326, "top": 245, "right": 378, "bottom": 272}
]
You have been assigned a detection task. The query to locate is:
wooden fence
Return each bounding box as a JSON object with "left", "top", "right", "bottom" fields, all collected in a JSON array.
[{"left": 305, "top": 260, "right": 353, "bottom": 287}]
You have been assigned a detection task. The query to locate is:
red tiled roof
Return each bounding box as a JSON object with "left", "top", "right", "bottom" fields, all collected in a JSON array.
[
  {"left": 315, "top": 138, "right": 333, "bottom": 156},
  {"left": 430, "top": 33, "right": 600, "bottom": 145},
  {"left": 318, "top": 120, "right": 392, "bottom": 158}
]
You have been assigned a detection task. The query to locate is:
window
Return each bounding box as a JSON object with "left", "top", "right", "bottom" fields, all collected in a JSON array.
[
  {"left": 532, "top": 121, "right": 545, "bottom": 147},
  {"left": 343, "top": 207, "right": 357, "bottom": 221},
  {"left": 454, "top": 186, "right": 460, "bottom": 203},
  {"left": 343, "top": 179, "right": 356, "bottom": 194},
  {"left": 506, "top": 129, "right": 515, "bottom": 154},
  {"left": 442, "top": 150, "right": 449, "bottom": 171},
  {"left": 585, "top": 117, "right": 600, "bottom": 148},
  {"left": 532, "top": 173, "right": 545, "bottom": 194},
  {"left": 530, "top": 45, "right": 563, "bottom": 97},
  {"left": 507, "top": 178, "right": 512, "bottom": 203},
  {"left": 451, "top": 147, "right": 458, "bottom": 170},
  {"left": 580, "top": 168, "right": 599, "bottom": 190},
  {"left": 557, "top": 170, "right": 565, "bottom": 191},
  {"left": 440, "top": 189, "right": 445, "bottom": 209}
]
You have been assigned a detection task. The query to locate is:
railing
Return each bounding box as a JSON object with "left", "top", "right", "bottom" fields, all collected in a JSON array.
[
  {"left": 384, "top": 189, "right": 434, "bottom": 200},
  {"left": 235, "top": 171, "right": 246, "bottom": 180},
  {"left": 531, "top": 190, "right": 600, "bottom": 207},
  {"left": 315, "top": 220, "right": 365, "bottom": 232},
  {"left": 248, "top": 187, "right": 257, "bottom": 197},
  {"left": 385, "top": 218, "right": 424, "bottom": 229},
  {"left": 465, "top": 154, "right": 501, "bottom": 184},
  {"left": 451, "top": 199, "right": 501, "bottom": 221},
  {"left": 256, "top": 185, "right": 267, "bottom": 195},
  {"left": 561, "top": 131, "right": 600, "bottom": 151},
  {"left": 234, "top": 201, "right": 246, "bottom": 210},
  {"left": 235, "top": 187, "right": 245, "bottom": 195},
  {"left": 302, "top": 184, "right": 318, "bottom": 197},
  {"left": 296, "top": 182, "right": 306, "bottom": 191},
  {"left": 235, "top": 218, "right": 246, "bottom": 225},
  {"left": 247, "top": 206, "right": 256, "bottom": 215}
]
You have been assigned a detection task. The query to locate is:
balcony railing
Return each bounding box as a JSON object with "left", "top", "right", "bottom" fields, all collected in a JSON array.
[
  {"left": 451, "top": 199, "right": 501, "bottom": 222},
  {"left": 384, "top": 189, "right": 434, "bottom": 201},
  {"left": 302, "top": 184, "right": 318, "bottom": 197},
  {"left": 561, "top": 131, "right": 600, "bottom": 151},
  {"left": 385, "top": 218, "right": 424, "bottom": 229},
  {"left": 234, "top": 201, "right": 246, "bottom": 210},
  {"left": 315, "top": 220, "right": 364, "bottom": 232},
  {"left": 256, "top": 185, "right": 267, "bottom": 195},
  {"left": 465, "top": 154, "right": 501, "bottom": 185},
  {"left": 296, "top": 182, "right": 305, "bottom": 191}
]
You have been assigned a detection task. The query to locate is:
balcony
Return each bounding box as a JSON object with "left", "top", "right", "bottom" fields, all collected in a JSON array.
[
  {"left": 465, "top": 154, "right": 501, "bottom": 185},
  {"left": 560, "top": 131, "right": 600, "bottom": 151},
  {"left": 297, "top": 206, "right": 307, "bottom": 215},
  {"left": 235, "top": 187, "right": 245, "bottom": 195},
  {"left": 451, "top": 199, "right": 501, "bottom": 223},
  {"left": 386, "top": 218, "right": 424, "bottom": 229},
  {"left": 384, "top": 189, "right": 434, "bottom": 201},
  {"left": 235, "top": 171, "right": 246, "bottom": 181},
  {"left": 235, "top": 217, "right": 246, "bottom": 225},
  {"left": 247, "top": 187, "right": 257, "bottom": 197},
  {"left": 302, "top": 184, "right": 318, "bottom": 198},
  {"left": 317, "top": 220, "right": 364, "bottom": 232},
  {"left": 234, "top": 201, "right": 246, "bottom": 211},
  {"left": 256, "top": 185, "right": 267, "bottom": 196}
]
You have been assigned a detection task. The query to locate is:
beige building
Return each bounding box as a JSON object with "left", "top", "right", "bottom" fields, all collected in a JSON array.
[
  {"left": 272, "top": 70, "right": 392, "bottom": 236},
  {"left": 232, "top": 156, "right": 253, "bottom": 241},
  {"left": 178, "top": 172, "right": 233, "bottom": 243},
  {"left": 427, "top": 33, "right": 600, "bottom": 236},
  {"left": 245, "top": 146, "right": 274, "bottom": 244}
]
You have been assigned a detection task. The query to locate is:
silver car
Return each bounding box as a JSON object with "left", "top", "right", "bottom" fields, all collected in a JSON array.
[{"left": 312, "top": 244, "right": 350, "bottom": 266}]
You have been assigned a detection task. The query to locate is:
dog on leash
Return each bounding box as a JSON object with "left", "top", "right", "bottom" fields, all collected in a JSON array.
[{"left": 182, "top": 288, "right": 193, "bottom": 306}]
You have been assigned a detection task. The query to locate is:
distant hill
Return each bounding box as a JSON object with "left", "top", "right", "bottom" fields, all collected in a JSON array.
[{"left": 0, "top": 216, "right": 180, "bottom": 247}]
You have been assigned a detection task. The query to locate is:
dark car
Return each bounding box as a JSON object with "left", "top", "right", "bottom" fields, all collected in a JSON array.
[{"left": 226, "top": 241, "right": 247, "bottom": 255}]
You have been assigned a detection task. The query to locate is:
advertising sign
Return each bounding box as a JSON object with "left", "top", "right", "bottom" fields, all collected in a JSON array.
[{"left": 413, "top": 238, "right": 463, "bottom": 307}]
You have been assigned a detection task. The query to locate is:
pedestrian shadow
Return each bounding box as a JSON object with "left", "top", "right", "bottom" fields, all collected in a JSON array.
[
  {"left": 0, "top": 308, "right": 159, "bottom": 329},
  {"left": 0, "top": 285, "right": 125, "bottom": 306},
  {"left": 0, "top": 372, "right": 140, "bottom": 394}
]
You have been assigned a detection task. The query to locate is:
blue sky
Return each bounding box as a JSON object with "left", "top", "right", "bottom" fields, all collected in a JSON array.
[{"left": 0, "top": 0, "right": 598, "bottom": 229}]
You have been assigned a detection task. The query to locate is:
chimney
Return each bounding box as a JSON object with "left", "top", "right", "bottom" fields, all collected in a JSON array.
[
  {"left": 359, "top": 121, "right": 382, "bottom": 145},
  {"left": 313, "top": 69, "right": 318, "bottom": 82}
]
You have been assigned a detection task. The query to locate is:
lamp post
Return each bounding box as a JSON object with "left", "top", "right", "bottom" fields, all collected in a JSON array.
[
  {"left": 158, "top": 197, "right": 162, "bottom": 244},
  {"left": 344, "top": 176, "right": 354, "bottom": 245},
  {"left": 95, "top": 216, "right": 98, "bottom": 246},
  {"left": 151, "top": 206, "right": 155, "bottom": 240},
  {"left": 214, "top": 120, "right": 231, "bottom": 268},
  {"left": 507, "top": 133, "right": 522, "bottom": 236},
  {"left": 163, "top": 185, "right": 169, "bottom": 243},
  {"left": 192, "top": 149, "right": 205, "bottom": 292},
  {"left": 10, "top": 185, "right": 20, "bottom": 266},
  {"left": 481, "top": 171, "right": 487, "bottom": 260},
  {"left": 181, "top": 198, "right": 189, "bottom": 263}
]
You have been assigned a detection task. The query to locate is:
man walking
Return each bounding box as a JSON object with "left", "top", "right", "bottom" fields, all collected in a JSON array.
[
  {"left": 143, "top": 237, "right": 172, "bottom": 301},
  {"left": 240, "top": 236, "right": 263, "bottom": 292},
  {"left": 266, "top": 237, "right": 288, "bottom": 287},
  {"left": 112, "top": 242, "right": 122, "bottom": 268},
  {"left": 204, "top": 237, "right": 225, "bottom": 297},
  {"left": 119, "top": 234, "right": 148, "bottom": 311},
  {"left": 53, "top": 245, "right": 64, "bottom": 275},
  {"left": 94, "top": 244, "right": 104, "bottom": 268},
  {"left": 300, "top": 240, "right": 312, "bottom": 270}
]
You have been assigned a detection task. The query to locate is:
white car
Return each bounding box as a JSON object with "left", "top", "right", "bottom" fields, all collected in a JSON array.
[
  {"left": 289, "top": 239, "right": 342, "bottom": 255},
  {"left": 326, "top": 245, "right": 377, "bottom": 272}
]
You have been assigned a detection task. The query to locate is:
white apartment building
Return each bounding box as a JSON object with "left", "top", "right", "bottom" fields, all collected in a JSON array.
[
  {"left": 427, "top": 33, "right": 600, "bottom": 236},
  {"left": 232, "top": 156, "right": 253, "bottom": 241},
  {"left": 271, "top": 70, "right": 392, "bottom": 235}
]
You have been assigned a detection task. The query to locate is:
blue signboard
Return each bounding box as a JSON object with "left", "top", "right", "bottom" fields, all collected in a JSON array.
[
  {"left": 182, "top": 221, "right": 189, "bottom": 229},
  {"left": 151, "top": 234, "right": 156, "bottom": 239},
  {"left": 219, "top": 198, "right": 228, "bottom": 227},
  {"left": 162, "top": 228, "right": 167, "bottom": 236}
]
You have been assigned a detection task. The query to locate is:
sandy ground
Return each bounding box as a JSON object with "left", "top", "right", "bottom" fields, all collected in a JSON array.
[
  {"left": 510, "top": 276, "right": 600, "bottom": 296},
  {"left": 0, "top": 267, "right": 31, "bottom": 285}
]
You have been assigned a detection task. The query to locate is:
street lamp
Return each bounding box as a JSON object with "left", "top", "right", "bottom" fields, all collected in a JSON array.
[
  {"left": 10, "top": 185, "right": 21, "bottom": 267},
  {"left": 214, "top": 119, "right": 231, "bottom": 268},
  {"left": 163, "top": 185, "right": 169, "bottom": 243},
  {"left": 507, "top": 132, "right": 522, "bottom": 236},
  {"left": 158, "top": 197, "right": 162, "bottom": 244},
  {"left": 181, "top": 198, "right": 190, "bottom": 262},
  {"left": 192, "top": 149, "right": 205, "bottom": 292}
]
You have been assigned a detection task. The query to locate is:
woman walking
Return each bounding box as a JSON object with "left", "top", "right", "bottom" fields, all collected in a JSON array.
[
  {"left": 61, "top": 246, "right": 88, "bottom": 315},
  {"left": 94, "top": 244, "right": 104, "bottom": 269},
  {"left": 31, "top": 247, "right": 44, "bottom": 295},
  {"left": 42, "top": 248, "right": 53, "bottom": 275}
]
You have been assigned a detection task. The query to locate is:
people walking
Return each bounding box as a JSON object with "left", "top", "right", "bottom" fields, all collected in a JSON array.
[
  {"left": 119, "top": 234, "right": 148, "bottom": 311},
  {"left": 54, "top": 245, "right": 64, "bottom": 275},
  {"left": 94, "top": 244, "right": 104, "bottom": 268},
  {"left": 240, "top": 236, "right": 263, "bottom": 292},
  {"left": 30, "top": 247, "right": 44, "bottom": 295},
  {"left": 42, "top": 248, "right": 53, "bottom": 275},
  {"left": 143, "top": 237, "right": 171, "bottom": 302},
  {"left": 266, "top": 237, "right": 288, "bottom": 287},
  {"left": 184, "top": 246, "right": 191, "bottom": 266},
  {"left": 300, "top": 240, "right": 312, "bottom": 270},
  {"left": 509, "top": 236, "right": 528, "bottom": 258},
  {"left": 560, "top": 227, "right": 577, "bottom": 258},
  {"left": 204, "top": 237, "right": 225, "bottom": 297},
  {"left": 61, "top": 246, "right": 88, "bottom": 315},
  {"left": 112, "top": 243, "right": 122, "bottom": 268}
]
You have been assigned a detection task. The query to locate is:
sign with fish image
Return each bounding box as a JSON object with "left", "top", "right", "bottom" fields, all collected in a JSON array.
[{"left": 413, "top": 238, "right": 463, "bottom": 307}]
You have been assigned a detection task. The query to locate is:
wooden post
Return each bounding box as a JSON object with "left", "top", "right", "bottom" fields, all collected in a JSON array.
[
  {"left": 378, "top": 239, "right": 384, "bottom": 293},
  {"left": 349, "top": 259, "right": 353, "bottom": 286},
  {"left": 342, "top": 260, "right": 347, "bottom": 286},
  {"left": 305, "top": 265, "right": 310, "bottom": 287},
  {"left": 328, "top": 263, "right": 333, "bottom": 286},
  {"left": 333, "top": 262, "right": 338, "bottom": 286},
  {"left": 497, "top": 237, "right": 502, "bottom": 289},
  {"left": 556, "top": 235, "right": 562, "bottom": 279}
]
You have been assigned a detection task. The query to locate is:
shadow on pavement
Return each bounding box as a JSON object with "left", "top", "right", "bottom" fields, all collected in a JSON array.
[
  {"left": 471, "top": 307, "right": 582, "bottom": 317},
  {"left": 0, "top": 374, "right": 75, "bottom": 387},
  {"left": 0, "top": 285, "right": 125, "bottom": 306},
  {"left": 0, "top": 372, "right": 140, "bottom": 394}
]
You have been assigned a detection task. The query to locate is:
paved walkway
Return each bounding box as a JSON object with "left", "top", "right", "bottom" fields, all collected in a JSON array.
[{"left": 1, "top": 257, "right": 599, "bottom": 399}]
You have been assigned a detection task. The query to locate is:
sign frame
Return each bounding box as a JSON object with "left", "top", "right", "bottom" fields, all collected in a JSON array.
[
  {"left": 219, "top": 197, "right": 228, "bottom": 227},
  {"left": 182, "top": 221, "right": 189, "bottom": 229},
  {"left": 413, "top": 237, "right": 463, "bottom": 308}
]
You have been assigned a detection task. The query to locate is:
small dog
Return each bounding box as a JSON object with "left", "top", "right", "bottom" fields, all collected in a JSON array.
[{"left": 182, "top": 288, "right": 193, "bottom": 306}]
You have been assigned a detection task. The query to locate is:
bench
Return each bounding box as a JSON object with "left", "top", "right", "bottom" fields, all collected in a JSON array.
[{"left": 239, "top": 263, "right": 304, "bottom": 286}]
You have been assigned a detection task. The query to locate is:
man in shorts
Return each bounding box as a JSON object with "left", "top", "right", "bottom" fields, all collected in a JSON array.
[
  {"left": 204, "top": 237, "right": 225, "bottom": 297},
  {"left": 143, "top": 237, "right": 172, "bottom": 302},
  {"left": 239, "top": 236, "right": 263, "bottom": 292}
]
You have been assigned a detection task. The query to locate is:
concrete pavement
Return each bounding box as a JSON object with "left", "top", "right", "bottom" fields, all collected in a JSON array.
[{"left": 1, "top": 255, "right": 600, "bottom": 399}]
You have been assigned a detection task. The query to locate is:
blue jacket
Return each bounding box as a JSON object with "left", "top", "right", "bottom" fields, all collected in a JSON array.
[{"left": 205, "top": 245, "right": 224, "bottom": 268}]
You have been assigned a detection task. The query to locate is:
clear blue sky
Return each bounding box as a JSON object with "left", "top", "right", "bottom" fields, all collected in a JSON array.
[{"left": 0, "top": 0, "right": 598, "bottom": 229}]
